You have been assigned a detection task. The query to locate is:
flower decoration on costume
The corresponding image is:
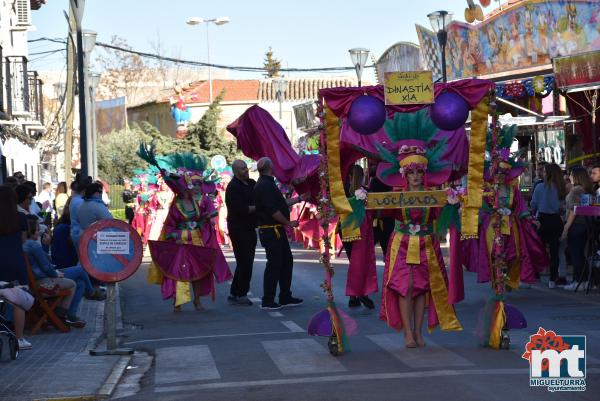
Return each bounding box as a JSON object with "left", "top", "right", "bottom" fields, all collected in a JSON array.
[
  {"left": 354, "top": 188, "right": 368, "bottom": 201},
  {"left": 446, "top": 186, "right": 466, "bottom": 205},
  {"left": 484, "top": 125, "right": 528, "bottom": 183}
]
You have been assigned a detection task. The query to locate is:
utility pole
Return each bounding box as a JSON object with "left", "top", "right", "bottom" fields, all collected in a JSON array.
[{"left": 64, "top": 6, "right": 77, "bottom": 183}]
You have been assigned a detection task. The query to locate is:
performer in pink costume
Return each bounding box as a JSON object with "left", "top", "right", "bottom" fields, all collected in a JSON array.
[
  {"left": 139, "top": 145, "right": 232, "bottom": 311},
  {"left": 373, "top": 110, "right": 463, "bottom": 347},
  {"left": 463, "top": 126, "right": 549, "bottom": 288}
]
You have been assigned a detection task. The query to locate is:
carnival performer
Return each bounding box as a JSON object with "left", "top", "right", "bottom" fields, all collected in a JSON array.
[
  {"left": 148, "top": 178, "right": 173, "bottom": 241},
  {"left": 341, "top": 164, "right": 376, "bottom": 309},
  {"left": 464, "top": 126, "right": 548, "bottom": 289},
  {"left": 138, "top": 144, "right": 232, "bottom": 312},
  {"left": 374, "top": 110, "right": 463, "bottom": 347},
  {"left": 463, "top": 125, "right": 548, "bottom": 349}
]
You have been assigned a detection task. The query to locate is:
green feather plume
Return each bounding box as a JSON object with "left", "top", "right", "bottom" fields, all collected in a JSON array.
[
  {"left": 384, "top": 109, "right": 439, "bottom": 144},
  {"left": 425, "top": 137, "right": 449, "bottom": 172}
]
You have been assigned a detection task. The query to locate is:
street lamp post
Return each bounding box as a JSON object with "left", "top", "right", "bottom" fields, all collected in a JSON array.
[
  {"left": 82, "top": 29, "right": 96, "bottom": 178},
  {"left": 427, "top": 10, "right": 453, "bottom": 83},
  {"left": 186, "top": 16, "right": 230, "bottom": 104},
  {"left": 274, "top": 77, "right": 288, "bottom": 119},
  {"left": 348, "top": 48, "right": 370, "bottom": 87},
  {"left": 89, "top": 72, "right": 101, "bottom": 179}
]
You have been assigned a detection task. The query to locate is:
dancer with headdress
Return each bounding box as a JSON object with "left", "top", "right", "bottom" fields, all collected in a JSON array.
[
  {"left": 374, "top": 110, "right": 463, "bottom": 347},
  {"left": 463, "top": 125, "right": 548, "bottom": 349},
  {"left": 138, "top": 143, "right": 232, "bottom": 312}
]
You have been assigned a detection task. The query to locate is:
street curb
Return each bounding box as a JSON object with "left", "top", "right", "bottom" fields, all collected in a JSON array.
[{"left": 97, "top": 355, "right": 132, "bottom": 398}]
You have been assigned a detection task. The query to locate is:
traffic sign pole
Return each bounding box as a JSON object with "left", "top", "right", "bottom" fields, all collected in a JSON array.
[{"left": 80, "top": 219, "right": 142, "bottom": 357}]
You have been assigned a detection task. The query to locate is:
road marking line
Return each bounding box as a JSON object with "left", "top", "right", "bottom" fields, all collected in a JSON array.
[
  {"left": 367, "top": 334, "right": 475, "bottom": 368},
  {"left": 269, "top": 312, "right": 284, "bottom": 317},
  {"left": 155, "top": 345, "right": 220, "bottom": 385},
  {"left": 123, "top": 330, "right": 299, "bottom": 346},
  {"left": 281, "top": 320, "right": 304, "bottom": 332},
  {"left": 262, "top": 339, "right": 347, "bottom": 375},
  {"left": 156, "top": 367, "right": 600, "bottom": 393}
]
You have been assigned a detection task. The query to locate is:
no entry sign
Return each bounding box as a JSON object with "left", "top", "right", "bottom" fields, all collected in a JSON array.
[{"left": 79, "top": 219, "right": 143, "bottom": 282}]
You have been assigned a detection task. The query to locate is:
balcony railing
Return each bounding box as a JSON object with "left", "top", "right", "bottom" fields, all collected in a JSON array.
[
  {"left": 27, "top": 71, "right": 43, "bottom": 124},
  {"left": 3, "top": 56, "right": 43, "bottom": 123},
  {"left": 5, "top": 56, "right": 29, "bottom": 117}
]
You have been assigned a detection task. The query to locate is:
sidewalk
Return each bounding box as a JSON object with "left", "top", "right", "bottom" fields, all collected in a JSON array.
[{"left": 0, "top": 297, "right": 126, "bottom": 401}]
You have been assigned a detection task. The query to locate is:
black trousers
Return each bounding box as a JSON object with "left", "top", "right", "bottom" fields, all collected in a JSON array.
[
  {"left": 259, "top": 227, "right": 293, "bottom": 303},
  {"left": 538, "top": 213, "right": 564, "bottom": 282},
  {"left": 373, "top": 218, "right": 394, "bottom": 256},
  {"left": 229, "top": 228, "right": 257, "bottom": 297}
]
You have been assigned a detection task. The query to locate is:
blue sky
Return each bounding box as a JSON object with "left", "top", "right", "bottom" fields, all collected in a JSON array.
[{"left": 29, "top": 0, "right": 475, "bottom": 80}]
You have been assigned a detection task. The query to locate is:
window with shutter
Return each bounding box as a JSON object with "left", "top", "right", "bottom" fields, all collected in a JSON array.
[{"left": 15, "top": 0, "right": 31, "bottom": 26}]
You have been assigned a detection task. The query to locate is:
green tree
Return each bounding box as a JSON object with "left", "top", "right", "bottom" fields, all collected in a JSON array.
[
  {"left": 97, "top": 125, "right": 147, "bottom": 182},
  {"left": 263, "top": 47, "right": 281, "bottom": 78},
  {"left": 186, "top": 91, "right": 240, "bottom": 163}
]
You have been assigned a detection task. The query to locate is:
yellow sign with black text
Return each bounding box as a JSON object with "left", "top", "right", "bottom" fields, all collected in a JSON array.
[
  {"left": 384, "top": 71, "right": 434, "bottom": 105},
  {"left": 366, "top": 190, "right": 447, "bottom": 210}
]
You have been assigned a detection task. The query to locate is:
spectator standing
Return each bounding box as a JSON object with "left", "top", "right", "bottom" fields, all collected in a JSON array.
[
  {"left": 78, "top": 182, "right": 114, "bottom": 230},
  {"left": 12, "top": 171, "right": 25, "bottom": 185},
  {"left": 36, "top": 182, "right": 54, "bottom": 213},
  {"left": 122, "top": 180, "right": 137, "bottom": 225},
  {"left": 531, "top": 163, "right": 567, "bottom": 288},
  {"left": 532, "top": 161, "right": 548, "bottom": 193},
  {"left": 55, "top": 181, "right": 69, "bottom": 217},
  {"left": 225, "top": 160, "right": 257, "bottom": 306},
  {"left": 51, "top": 197, "right": 79, "bottom": 269},
  {"left": 562, "top": 167, "right": 595, "bottom": 290},
  {"left": 591, "top": 165, "right": 600, "bottom": 198},
  {"left": 0, "top": 186, "right": 28, "bottom": 285},
  {"left": 70, "top": 175, "right": 92, "bottom": 252},
  {"left": 254, "top": 157, "right": 305, "bottom": 310}
]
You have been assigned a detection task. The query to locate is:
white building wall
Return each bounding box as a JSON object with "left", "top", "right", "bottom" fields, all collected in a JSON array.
[
  {"left": 0, "top": 137, "right": 40, "bottom": 182},
  {"left": 0, "top": 0, "right": 42, "bottom": 184}
]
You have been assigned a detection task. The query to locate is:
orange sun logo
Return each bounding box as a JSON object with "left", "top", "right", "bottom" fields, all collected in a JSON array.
[{"left": 522, "top": 327, "right": 570, "bottom": 372}]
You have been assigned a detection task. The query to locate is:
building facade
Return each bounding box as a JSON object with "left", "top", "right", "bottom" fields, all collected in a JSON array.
[{"left": 0, "top": 0, "right": 46, "bottom": 183}]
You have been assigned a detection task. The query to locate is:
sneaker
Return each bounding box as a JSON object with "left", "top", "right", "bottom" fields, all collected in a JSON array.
[
  {"left": 548, "top": 281, "right": 556, "bottom": 289},
  {"left": 348, "top": 296, "right": 361, "bottom": 308},
  {"left": 18, "top": 338, "right": 32, "bottom": 350},
  {"left": 228, "top": 295, "right": 253, "bottom": 306},
  {"left": 564, "top": 281, "right": 586, "bottom": 291},
  {"left": 280, "top": 297, "right": 303, "bottom": 308},
  {"left": 261, "top": 301, "right": 283, "bottom": 310},
  {"left": 65, "top": 315, "right": 86, "bottom": 328}
]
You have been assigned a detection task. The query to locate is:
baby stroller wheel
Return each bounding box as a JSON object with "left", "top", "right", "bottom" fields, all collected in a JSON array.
[{"left": 9, "top": 336, "right": 18, "bottom": 360}]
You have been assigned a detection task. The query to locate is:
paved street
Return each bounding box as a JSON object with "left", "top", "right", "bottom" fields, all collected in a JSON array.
[{"left": 115, "top": 244, "right": 600, "bottom": 401}]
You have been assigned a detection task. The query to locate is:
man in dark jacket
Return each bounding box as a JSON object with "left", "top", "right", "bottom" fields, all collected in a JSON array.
[
  {"left": 225, "top": 160, "right": 257, "bottom": 306},
  {"left": 254, "top": 157, "right": 306, "bottom": 310}
]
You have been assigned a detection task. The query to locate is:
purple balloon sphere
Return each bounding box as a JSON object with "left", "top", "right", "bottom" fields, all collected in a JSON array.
[
  {"left": 347, "top": 95, "right": 386, "bottom": 135},
  {"left": 430, "top": 91, "right": 470, "bottom": 131}
]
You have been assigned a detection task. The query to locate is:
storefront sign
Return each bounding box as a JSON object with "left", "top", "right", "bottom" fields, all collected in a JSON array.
[
  {"left": 553, "top": 50, "right": 600, "bottom": 90},
  {"left": 366, "top": 190, "right": 447, "bottom": 209},
  {"left": 384, "top": 71, "right": 434, "bottom": 105}
]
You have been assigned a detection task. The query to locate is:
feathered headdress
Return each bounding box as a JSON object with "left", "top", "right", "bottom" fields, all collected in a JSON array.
[
  {"left": 375, "top": 109, "right": 451, "bottom": 188},
  {"left": 137, "top": 142, "right": 215, "bottom": 196},
  {"left": 485, "top": 124, "right": 527, "bottom": 183}
]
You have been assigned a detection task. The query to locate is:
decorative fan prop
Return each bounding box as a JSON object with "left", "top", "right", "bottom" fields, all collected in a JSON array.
[{"left": 465, "top": 0, "right": 484, "bottom": 23}]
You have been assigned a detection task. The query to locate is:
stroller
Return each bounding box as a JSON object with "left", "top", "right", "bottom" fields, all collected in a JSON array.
[{"left": 0, "top": 282, "right": 20, "bottom": 360}]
